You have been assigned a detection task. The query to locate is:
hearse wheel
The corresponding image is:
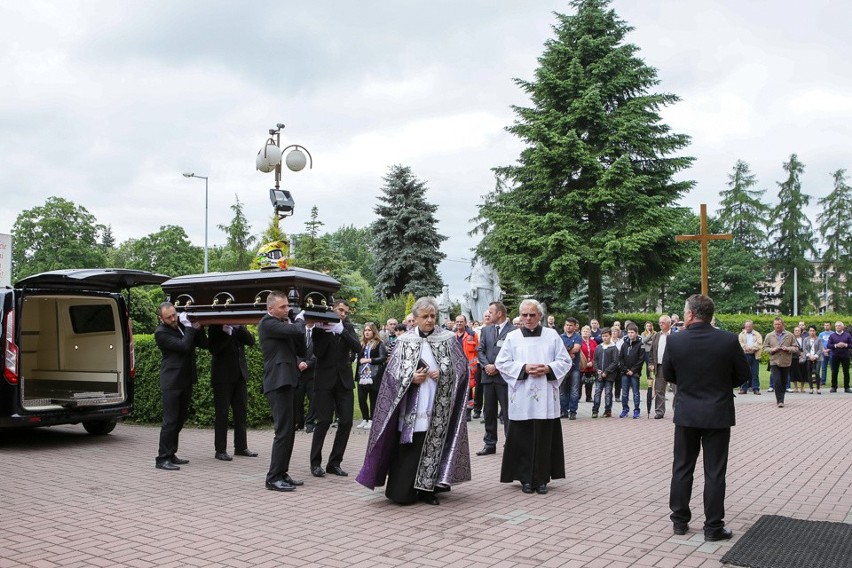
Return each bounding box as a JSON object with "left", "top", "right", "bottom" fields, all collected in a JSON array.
[{"left": 82, "top": 419, "right": 118, "bottom": 435}]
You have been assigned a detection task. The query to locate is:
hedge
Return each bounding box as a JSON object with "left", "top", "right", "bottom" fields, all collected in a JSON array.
[{"left": 132, "top": 333, "right": 275, "bottom": 427}]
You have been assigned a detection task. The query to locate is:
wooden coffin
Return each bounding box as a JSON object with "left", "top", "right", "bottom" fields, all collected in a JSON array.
[{"left": 160, "top": 267, "right": 341, "bottom": 325}]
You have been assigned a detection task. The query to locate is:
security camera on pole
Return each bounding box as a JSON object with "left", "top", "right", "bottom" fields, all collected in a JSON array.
[{"left": 256, "top": 123, "right": 313, "bottom": 220}]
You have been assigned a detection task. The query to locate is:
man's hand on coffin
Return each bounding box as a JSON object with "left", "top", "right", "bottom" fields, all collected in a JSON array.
[{"left": 328, "top": 321, "right": 344, "bottom": 335}]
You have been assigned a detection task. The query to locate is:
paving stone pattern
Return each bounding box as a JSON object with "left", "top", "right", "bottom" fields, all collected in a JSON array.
[{"left": 1, "top": 392, "right": 851, "bottom": 567}]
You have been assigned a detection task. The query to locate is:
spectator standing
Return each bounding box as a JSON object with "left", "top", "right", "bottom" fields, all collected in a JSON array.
[
  {"left": 579, "top": 325, "right": 597, "bottom": 403},
  {"left": 818, "top": 322, "right": 833, "bottom": 386},
  {"left": 455, "top": 315, "right": 480, "bottom": 420},
  {"left": 355, "top": 322, "right": 387, "bottom": 430},
  {"left": 649, "top": 315, "right": 674, "bottom": 419},
  {"left": 559, "top": 318, "right": 583, "bottom": 420},
  {"left": 475, "top": 301, "right": 511, "bottom": 456},
  {"left": 619, "top": 323, "right": 644, "bottom": 419},
  {"left": 592, "top": 328, "right": 619, "bottom": 418},
  {"left": 763, "top": 317, "right": 797, "bottom": 408},
  {"left": 802, "top": 325, "right": 823, "bottom": 394},
  {"left": 827, "top": 321, "right": 852, "bottom": 393},
  {"left": 738, "top": 320, "right": 763, "bottom": 395}
]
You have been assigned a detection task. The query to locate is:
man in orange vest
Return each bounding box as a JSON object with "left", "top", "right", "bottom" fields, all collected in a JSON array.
[{"left": 455, "top": 314, "right": 479, "bottom": 421}]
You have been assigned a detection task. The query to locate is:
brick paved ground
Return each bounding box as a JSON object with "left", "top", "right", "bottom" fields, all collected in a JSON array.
[{"left": 1, "top": 391, "right": 851, "bottom": 568}]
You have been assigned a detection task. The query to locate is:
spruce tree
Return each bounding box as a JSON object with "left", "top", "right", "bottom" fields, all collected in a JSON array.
[
  {"left": 714, "top": 160, "right": 772, "bottom": 311},
  {"left": 771, "top": 154, "right": 817, "bottom": 313},
  {"left": 215, "top": 194, "right": 256, "bottom": 271},
  {"left": 473, "top": 0, "right": 693, "bottom": 320},
  {"left": 371, "top": 165, "right": 446, "bottom": 299},
  {"left": 817, "top": 169, "right": 852, "bottom": 312},
  {"left": 291, "top": 205, "right": 347, "bottom": 277}
]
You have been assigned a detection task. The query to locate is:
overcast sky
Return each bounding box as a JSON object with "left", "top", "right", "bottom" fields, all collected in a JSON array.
[{"left": 2, "top": 0, "right": 850, "bottom": 304}]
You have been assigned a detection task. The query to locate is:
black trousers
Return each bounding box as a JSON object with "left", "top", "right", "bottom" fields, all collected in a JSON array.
[
  {"left": 386, "top": 431, "right": 428, "bottom": 504},
  {"left": 670, "top": 426, "right": 730, "bottom": 530},
  {"left": 482, "top": 382, "right": 508, "bottom": 448},
  {"left": 473, "top": 374, "right": 483, "bottom": 412},
  {"left": 265, "top": 386, "right": 295, "bottom": 483},
  {"left": 294, "top": 374, "right": 315, "bottom": 426},
  {"left": 157, "top": 387, "right": 191, "bottom": 463},
  {"left": 831, "top": 357, "right": 850, "bottom": 389},
  {"left": 212, "top": 382, "right": 248, "bottom": 453},
  {"left": 310, "top": 383, "right": 354, "bottom": 468},
  {"left": 357, "top": 383, "right": 378, "bottom": 421}
]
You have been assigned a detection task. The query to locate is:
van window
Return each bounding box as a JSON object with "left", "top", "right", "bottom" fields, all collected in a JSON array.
[{"left": 69, "top": 304, "right": 116, "bottom": 334}]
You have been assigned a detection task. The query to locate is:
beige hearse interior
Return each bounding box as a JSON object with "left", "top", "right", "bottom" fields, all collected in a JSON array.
[{"left": 20, "top": 295, "right": 126, "bottom": 410}]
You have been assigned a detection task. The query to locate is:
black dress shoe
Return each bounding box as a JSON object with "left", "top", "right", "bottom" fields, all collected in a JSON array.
[
  {"left": 155, "top": 461, "right": 180, "bottom": 471},
  {"left": 326, "top": 465, "right": 348, "bottom": 476},
  {"left": 283, "top": 473, "right": 304, "bottom": 486},
  {"left": 654, "top": 415, "right": 664, "bottom": 420},
  {"left": 476, "top": 446, "right": 496, "bottom": 456},
  {"left": 215, "top": 452, "right": 233, "bottom": 461},
  {"left": 311, "top": 466, "right": 326, "bottom": 477},
  {"left": 265, "top": 479, "right": 296, "bottom": 492},
  {"left": 521, "top": 483, "right": 534, "bottom": 494},
  {"left": 434, "top": 484, "right": 451, "bottom": 493},
  {"left": 704, "top": 527, "right": 733, "bottom": 542},
  {"left": 673, "top": 523, "right": 689, "bottom": 535},
  {"left": 535, "top": 484, "right": 548, "bottom": 494},
  {"left": 234, "top": 448, "right": 258, "bottom": 457},
  {"left": 305, "top": 424, "right": 315, "bottom": 433},
  {"left": 418, "top": 491, "right": 440, "bottom": 505},
  {"left": 171, "top": 456, "right": 189, "bottom": 465}
]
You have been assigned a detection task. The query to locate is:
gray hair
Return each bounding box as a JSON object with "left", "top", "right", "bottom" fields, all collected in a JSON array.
[
  {"left": 411, "top": 296, "right": 439, "bottom": 317},
  {"left": 518, "top": 298, "right": 543, "bottom": 316},
  {"left": 658, "top": 315, "right": 672, "bottom": 324}
]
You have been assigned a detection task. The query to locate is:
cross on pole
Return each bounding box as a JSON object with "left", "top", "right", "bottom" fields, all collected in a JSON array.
[{"left": 675, "top": 204, "right": 733, "bottom": 296}]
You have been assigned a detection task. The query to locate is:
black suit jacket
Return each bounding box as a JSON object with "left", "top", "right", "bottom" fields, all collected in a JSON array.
[
  {"left": 155, "top": 323, "right": 208, "bottom": 390},
  {"left": 662, "top": 321, "right": 751, "bottom": 429},
  {"left": 312, "top": 321, "right": 360, "bottom": 391},
  {"left": 208, "top": 325, "right": 255, "bottom": 384},
  {"left": 258, "top": 314, "right": 305, "bottom": 394},
  {"left": 476, "top": 323, "right": 511, "bottom": 385}
]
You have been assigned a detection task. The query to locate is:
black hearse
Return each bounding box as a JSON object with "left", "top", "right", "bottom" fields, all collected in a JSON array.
[{"left": 0, "top": 269, "right": 168, "bottom": 434}]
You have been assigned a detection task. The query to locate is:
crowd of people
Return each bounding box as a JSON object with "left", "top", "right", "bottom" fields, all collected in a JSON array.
[{"left": 148, "top": 292, "right": 849, "bottom": 539}]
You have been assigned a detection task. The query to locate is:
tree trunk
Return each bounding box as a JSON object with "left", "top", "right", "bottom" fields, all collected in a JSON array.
[{"left": 587, "top": 264, "right": 603, "bottom": 321}]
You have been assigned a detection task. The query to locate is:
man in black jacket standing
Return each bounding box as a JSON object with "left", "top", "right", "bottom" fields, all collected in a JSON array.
[
  {"left": 154, "top": 302, "right": 208, "bottom": 471},
  {"left": 475, "top": 301, "right": 511, "bottom": 456},
  {"left": 208, "top": 324, "right": 258, "bottom": 461},
  {"left": 662, "top": 294, "right": 751, "bottom": 541},
  {"left": 258, "top": 291, "right": 306, "bottom": 491},
  {"left": 309, "top": 300, "right": 361, "bottom": 478}
]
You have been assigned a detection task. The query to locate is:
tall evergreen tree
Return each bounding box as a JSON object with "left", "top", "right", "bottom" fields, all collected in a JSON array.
[
  {"left": 214, "top": 194, "right": 256, "bottom": 271},
  {"left": 817, "top": 169, "right": 852, "bottom": 312},
  {"left": 771, "top": 153, "right": 817, "bottom": 314},
  {"left": 258, "top": 215, "right": 287, "bottom": 244},
  {"left": 714, "top": 160, "right": 772, "bottom": 311},
  {"left": 717, "top": 160, "right": 770, "bottom": 253},
  {"left": 371, "top": 165, "right": 446, "bottom": 299},
  {"left": 290, "top": 206, "right": 347, "bottom": 277},
  {"left": 472, "top": 0, "right": 693, "bottom": 320}
]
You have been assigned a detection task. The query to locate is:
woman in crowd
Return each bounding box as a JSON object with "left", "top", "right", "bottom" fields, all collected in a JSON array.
[
  {"left": 791, "top": 325, "right": 806, "bottom": 393},
  {"left": 580, "top": 325, "right": 597, "bottom": 402},
  {"left": 641, "top": 321, "right": 655, "bottom": 381},
  {"left": 355, "top": 322, "right": 387, "bottom": 429},
  {"left": 802, "top": 325, "right": 823, "bottom": 394}
]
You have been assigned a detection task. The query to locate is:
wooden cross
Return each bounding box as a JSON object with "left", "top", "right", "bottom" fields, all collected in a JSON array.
[{"left": 675, "top": 204, "right": 733, "bottom": 296}]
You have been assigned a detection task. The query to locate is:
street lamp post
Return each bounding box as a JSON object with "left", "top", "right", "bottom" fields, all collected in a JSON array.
[
  {"left": 182, "top": 172, "right": 209, "bottom": 273},
  {"left": 255, "top": 123, "right": 312, "bottom": 219}
]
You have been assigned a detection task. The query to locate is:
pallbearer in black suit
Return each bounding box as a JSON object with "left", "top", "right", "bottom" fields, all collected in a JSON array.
[
  {"left": 208, "top": 324, "right": 258, "bottom": 461},
  {"left": 662, "top": 294, "right": 751, "bottom": 542},
  {"left": 154, "top": 302, "right": 208, "bottom": 471},
  {"left": 258, "top": 291, "right": 306, "bottom": 492},
  {"left": 309, "top": 300, "right": 361, "bottom": 478},
  {"left": 475, "top": 301, "right": 512, "bottom": 456},
  {"left": 294, "top": 323, "right": 317, "bottom": 433}
]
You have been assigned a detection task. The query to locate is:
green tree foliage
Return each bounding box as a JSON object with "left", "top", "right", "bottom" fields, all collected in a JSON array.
[
  {"left": 718, "top": 160, "right": 771, "bottom": 253},
  {"left": 472, "top": 0, "right": 693, "bottom": 320},
  {"left": 11, "top": 197, "right": 107, "bottom": 279},
  {"left": 114, "top": 225, "right": 203, "bottom": 277},
  {"left": 125, "top": 287, "right": 158, "bottom": 334},
  {"left": 290, "top": 206, "right": 347, "bottom": 277},
  {"left": 771, "top": 153, "right": 817, "bottom": 313},
  {"left": 371, "top": 165, "right": 447, "bottom": 299},
  {"left": 327, "top": 225, "right": 376, "bottom": 285},
  {"left": 667, "top": 213, "right": 765, "bottom": 313},
  {"left": 213, "top": 194, "right": 256, "bottom": 272},
  {"left": 817, "top": 169, "right": 852, "bottom": 312}
]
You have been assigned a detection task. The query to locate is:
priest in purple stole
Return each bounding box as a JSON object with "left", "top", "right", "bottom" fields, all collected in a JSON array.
[{"left": 356, "top": 296, "right": 471, "bottom": 505}]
